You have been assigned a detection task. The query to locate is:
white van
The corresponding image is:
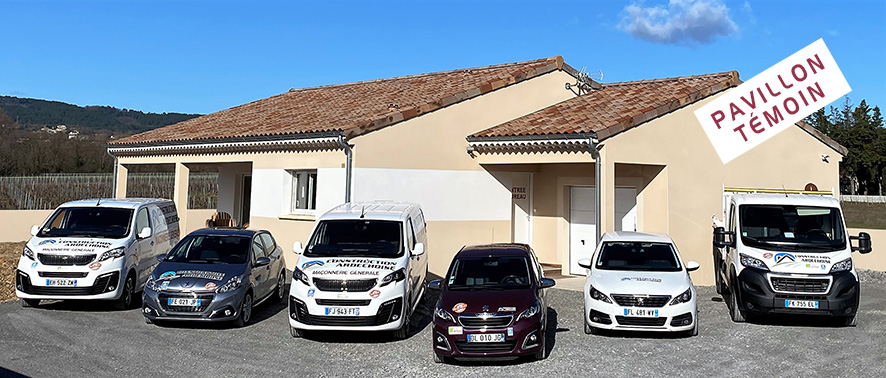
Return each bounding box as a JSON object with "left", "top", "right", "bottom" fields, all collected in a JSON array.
[
  {"left": 713, "top": 188, "right": 872, "bottom": 326},
  {"left": 288, "top": 201, "right": 428, "bottom": 339},
  {"left": 15, "top": 198, "right": 180, "bottom": 309}
]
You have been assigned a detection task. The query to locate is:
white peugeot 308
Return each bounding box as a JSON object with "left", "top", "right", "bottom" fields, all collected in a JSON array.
[{"left": 580, "top": 232, "right": 700, "bottom": 336}]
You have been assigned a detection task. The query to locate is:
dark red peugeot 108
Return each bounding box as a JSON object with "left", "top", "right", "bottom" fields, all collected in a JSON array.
[{"left": 429, "top": 244, "right": 555, "bottom": 363}]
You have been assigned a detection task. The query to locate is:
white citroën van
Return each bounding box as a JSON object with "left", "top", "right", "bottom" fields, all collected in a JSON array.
[
  {"left": 288, "top": 201, "right": 428, "bottom": 339},
  {"left": 16, "top": 198, "right": 180, "bottom": 309}
]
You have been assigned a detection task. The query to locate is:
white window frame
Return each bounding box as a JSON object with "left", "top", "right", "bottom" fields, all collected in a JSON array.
[{"left": 288, "top": 169, "right": 318, "bottom": 215}]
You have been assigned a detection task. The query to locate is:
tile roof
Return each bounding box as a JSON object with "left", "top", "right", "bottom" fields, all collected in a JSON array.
[
  {"left": 470, "top": 71, "right": 741, "bottom": 141},
  {"left": 110, "top": 57, "right": 571, "bottom": 146}
]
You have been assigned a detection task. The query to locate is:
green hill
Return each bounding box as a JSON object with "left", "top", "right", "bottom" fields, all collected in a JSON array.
[{"left": 0, "top": 96, "right": 200, "bottom": 135}]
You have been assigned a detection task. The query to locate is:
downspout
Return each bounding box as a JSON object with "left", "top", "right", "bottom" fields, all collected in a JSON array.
[
  {"left": 107, "top": 148, "right": 118, "bottom": 198},
  {"left": 336, "top": 134, "right": 353, "bottom": 203},
  {"left": 587, "top": 133, "right": 602, "bottom": 245}
]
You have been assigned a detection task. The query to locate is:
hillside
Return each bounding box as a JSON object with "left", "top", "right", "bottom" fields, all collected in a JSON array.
[{"left": 0, "top": 96, "right": 200, "bottom": 136}]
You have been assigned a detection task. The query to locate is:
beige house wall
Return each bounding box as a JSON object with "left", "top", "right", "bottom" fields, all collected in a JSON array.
[
  {"left": 603, "top": 94, "right": 842, "bottom": 285},
  {"left": 848, "top": 228, "right": 886, "bottom": 271},
  {"left": 0, "top": 210, "right": 53, "bottom": 242}
]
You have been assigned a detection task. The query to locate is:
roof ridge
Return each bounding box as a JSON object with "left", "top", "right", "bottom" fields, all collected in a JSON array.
[
  {"left": 603, "top": 71, "right": 736, "bottom": 87},
  {"left": 284, "top": 56, "right": 562, "bottom": 94}
]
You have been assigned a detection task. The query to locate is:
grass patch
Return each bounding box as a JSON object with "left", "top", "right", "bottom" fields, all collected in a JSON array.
[
  {"left": 842, "top": 201, "right": 886, "bottom": 229},
  {"left": 0, "top": 242, "right": 25, "bottom": 302}
]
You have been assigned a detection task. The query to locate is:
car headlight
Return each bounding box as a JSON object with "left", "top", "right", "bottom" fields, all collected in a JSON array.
[
  {"left": 145, "top": 275, "right": 162, "bottom": 291},
  {"left": 435, "top": 306, "right": 456, "bottom": 322},
  {"left": 740, "top": 253, "right": 769, "bottom": 271},
  {"left": 380, "top": 268, "right": 407, "bottom": 287},
  {"left": 516, "top": 300, "right": 541, "bottom": 321},
  {"left": 99, "top": 247, "right": 126, "bottom": 262},
  {"left": 829, "top": 258, "right": 852, "bottom": 274},
  {"left": 22, "top": 246, "right": 35, "bottom": 261},
  {"left": 589, "top": 285, "right": 613, "bottom": 303},
  {"left": 669, "top": 287, "right": 693, "bottom": 305},
  {"left": 216, "top": 275, "right": 243, "bottom": 293},
  {"left": 292, "top": 267, "right": 310, "bottom": 286}
]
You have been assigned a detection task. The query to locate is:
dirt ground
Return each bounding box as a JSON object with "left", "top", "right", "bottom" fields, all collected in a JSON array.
[{"left": 0, "top": 242, "right": 25, "bottom": 302}]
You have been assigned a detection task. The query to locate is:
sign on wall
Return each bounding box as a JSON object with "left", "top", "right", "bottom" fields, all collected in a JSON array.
[{"left": 695, "top": 39, "right": 851, "bottom": 164}]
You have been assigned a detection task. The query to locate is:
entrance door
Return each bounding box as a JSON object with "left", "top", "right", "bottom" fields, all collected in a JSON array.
[
  {"left": 615, "top": 187, "right": 637, "bottom": 232},
  {"left": 511, "top": 173, "right": 532, "bottom": 244},
  {"left": 240, "top": 175, "right": 252, "bottom": 226},
  {"left": 569, "top": 186, "right": 596, "bottom": 275}
]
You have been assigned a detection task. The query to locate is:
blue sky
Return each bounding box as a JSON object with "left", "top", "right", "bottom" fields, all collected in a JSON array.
[{"left": 1, "top": 0, "right": 884, "bottom": 115}]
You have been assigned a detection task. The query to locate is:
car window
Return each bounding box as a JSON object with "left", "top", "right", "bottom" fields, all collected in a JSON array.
[
  {"left": 252, "top": 237, "right": 266, "bottom": 263},
  {"left": 406, "top": 219, "right": 416, "bottom": 250},
  {"left": 136, "top": 208, "right": 151, "bottom": 235},
  {"left": 595, "top": 242, "right": 682, "bottom": 272},
  {"left": 165, "top": 235, "right": 249, "bottom": 264},
  {"left": 259, "top": 233, "right": 276, "bottom": 255},
  {"left": 447, "top": 256, "right": 531, "bottom": 289}
]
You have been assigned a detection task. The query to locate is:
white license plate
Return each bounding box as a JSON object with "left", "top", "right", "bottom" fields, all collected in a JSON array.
[
  {"left": 46, "top": 279, "right": 77, "bottom": 287},
  {"left": 784, "top": 300, "right": 819, "bottom": 309},
  {"left": 623, "top": 308, "right": 659, "bottom": 317},
  {"left": 467, "top": 333, "right": 505, "bottom": 343},
  {"left": 325, "top": 307, "right": 360, "bottom": 316},
  {"left": 168, "top": 298, "right": 201, "bottom": 306}
]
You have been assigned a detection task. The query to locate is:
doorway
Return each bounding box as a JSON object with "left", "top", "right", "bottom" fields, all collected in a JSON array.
[
  {"left": 511, "top": 173, "right": 532, "bottom": 245},
  {"left": 240, "top": 175, "right": 252, "bottom": 226}
]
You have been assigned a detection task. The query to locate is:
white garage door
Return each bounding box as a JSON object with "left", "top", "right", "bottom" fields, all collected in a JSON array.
[{"left": 569, "top": 186, "right": 638, "bottom": 276}]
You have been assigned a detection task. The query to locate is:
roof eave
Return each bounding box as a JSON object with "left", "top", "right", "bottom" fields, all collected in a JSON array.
[{"left": 107, "top": 131, "right": 344, "bottom": 157}]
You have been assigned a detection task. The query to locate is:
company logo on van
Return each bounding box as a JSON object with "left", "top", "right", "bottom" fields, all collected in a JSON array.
[
  {"left": 774, "top": 253, "right": 796, "bottom": 265},
  {"left": 38, "top": 239, "right": 57, "bottom": 246},
  {"left": 301, "top": 260, "right": 325, "bottom": 270}
]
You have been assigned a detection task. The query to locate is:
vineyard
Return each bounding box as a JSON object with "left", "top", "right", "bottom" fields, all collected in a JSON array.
[{"left": 0, "top": 173, "right": 218, "bottom": 210}]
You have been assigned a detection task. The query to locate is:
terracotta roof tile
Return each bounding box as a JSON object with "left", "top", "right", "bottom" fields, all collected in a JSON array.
[
  {"left": 470, "top": 71, "right": 740, "bottom": 140},
  {"left": 111, "top": 57, "right": 567, "bottom": 145}
]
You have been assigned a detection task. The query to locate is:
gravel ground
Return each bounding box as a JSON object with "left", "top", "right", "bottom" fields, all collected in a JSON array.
[
  {"left": 1, "top": 282, "right": 884, "bottom": 378},
  {"left": 0, "top": 242, "right": 25, "bottom": 302}
]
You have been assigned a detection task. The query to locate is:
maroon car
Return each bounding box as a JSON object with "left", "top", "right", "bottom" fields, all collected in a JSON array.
[{"left": 428, "top": 244, "right": 555, "bottom": 363}]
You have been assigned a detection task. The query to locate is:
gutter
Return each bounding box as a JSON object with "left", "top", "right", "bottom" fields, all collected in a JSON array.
[
  {"left": 586, "top": 133, "right": 602, "bottom": 245},
  {"left": 336, "top": 134, "right": 353, "bottom": 203},
  {"left": 107, "top": 149, "right": 118, "bottom": 198}
]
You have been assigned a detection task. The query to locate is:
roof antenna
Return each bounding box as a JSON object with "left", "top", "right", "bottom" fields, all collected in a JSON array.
[
  {"left": 360, "top": 205, "right": 366, "bottom": 219},
  {"left": 781, "top": 184, "right": 788, "bottom": 197},
  {"left": 96, "top": 198, "right": 101, "bottom": 206}
]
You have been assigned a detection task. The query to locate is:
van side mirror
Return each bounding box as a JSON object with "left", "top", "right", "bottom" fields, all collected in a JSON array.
[
  {"left": 427, "top": 279, "right": 442, "bottom": 290},
  {"left": 851, "top": 232, "right": 872, "bottom": 254},
  {"left": 156, "top": 254, "right": 166, "bottom": 262},
  {"left": 412, "top": 243, "right": 425, "bottom": 256},
  {"left": 255, "top": 256, "right": 271, "bottom": 267},
  {"left": 30, "top": 225, "right": 39, "bottom": 236},
  {"left": 577, "top": 258, "right": 592, "bottom": 269},
  {"left": 138, "top": 227, "right": 152, "bottom": 239},
  {"left": 713, "top": 227, "right": 734, "bottom": 248},
  {"left": 293, "top": 241, "right": 303, "bottom": 254},
  {"left": 539, "top": 278, "right": 556, "bottom": 289},
  {"left": 686, "top": 261, "right": 700, "bottom": 272}
]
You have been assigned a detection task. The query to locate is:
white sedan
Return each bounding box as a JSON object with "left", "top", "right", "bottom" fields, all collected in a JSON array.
[{"left": 580, "top": 232, "right": 700, "bottom": 336}]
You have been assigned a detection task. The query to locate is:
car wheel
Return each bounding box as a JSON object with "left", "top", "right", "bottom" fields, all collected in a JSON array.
[
  {"left": 584, "top": 321, "right": 593, "bottom": 335},
  {"left": 433, "top": 353, "right": 448, "bottom": 364},
  {"left": 275, "top": 271, "right": 285, "bottom": 302},
  {"left": 534, "top": 333, "right": 546, "bottom": 360},
  {"left": 144, "top": 317, "right": 153, "bottom": 325},
  {"left": 233, "top": 292, "right": 253, "bottom": 328},
  {"left": 113, "top": 274, "right": 135, "bottom": 311},
  {"left": 687, "top": 319, "right": 699, "bottom": 337},
  {"left": 21, "top": 299, "right": 40, "bottom": 308},
  {"left": 728, "top": 282, "right": 746, "bottom": 323},
  {"left": 393, "top": 312, "right": 410, "bottom": 340},
  {"left": 844, "top": 314, "right": 858, "bottom": 327},
  {"left": 290, "top": 326, "right": 304, "bottom": 338},
  {"left": 714, "top": 260, "right": 725, "bottom": 295}
]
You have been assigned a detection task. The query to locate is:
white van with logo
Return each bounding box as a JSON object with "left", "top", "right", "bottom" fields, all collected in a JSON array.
[
  {"left": 713, "top": 188, "right": 872, "bottom": 326},
  {"left": 288, "top": 201, "right": 428, "bottom": 339},
  {"left": 16, "top": 198, "right": 180, "bottom": 309}
]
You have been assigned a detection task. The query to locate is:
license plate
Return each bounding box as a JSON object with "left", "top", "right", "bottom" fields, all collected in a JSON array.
[
  {"left": 168, "top": 298, "right": 201, "bottom": 306},
  {"left": 467, "top": 333, "right": 505, "bottom": 343},
  {"left": 623, "top": 308, "right": 659, "bottom": 317},
  {"left": 785, "top": 300, "right": 819, "bottom": 309},
  {"left": 325, "top": 307, "right": 360, "bottom": 316},
  {"left": 46, "top": 279, "right": 77, "bottom": 287}
]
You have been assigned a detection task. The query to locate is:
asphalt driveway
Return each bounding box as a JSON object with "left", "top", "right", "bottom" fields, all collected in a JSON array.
[{"left": 1, "top": 281, "right": 884, "bottom": 377}]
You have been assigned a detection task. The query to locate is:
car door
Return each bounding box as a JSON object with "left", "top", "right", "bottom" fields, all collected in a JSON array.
[
  {"left": 405, "top": 218, "right": 420, "bottom": 307},
  {"left": 133, "top": 207, "right": 153, "bottom": 285},
  {"left": 249, "top": 236, "right": 271, "bottom": 299},
  {"left": 259, "top": 232, "right": 282, "bottom": 287}
]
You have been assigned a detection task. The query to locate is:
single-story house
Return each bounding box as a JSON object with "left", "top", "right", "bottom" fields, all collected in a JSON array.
[{"left": 107, "top": 56, "right": 846, "bottom": 285}]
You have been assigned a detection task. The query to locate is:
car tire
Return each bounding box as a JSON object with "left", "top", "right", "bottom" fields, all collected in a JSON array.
[
  {"left": 584, "top": 321, "right": 593, "bottom": 335},
  {"left": 534, "top": 334, "right": 546, "bottom": 360},
  {"left": 274, "top": 271, "right": 285, "bottom": 302},
  {"left": 844, "top": 314, "right": 858, "bottom": 327},
  {"left": 233, "top": 292, "right": 253, "bottom": 328},
  {"left": 290, "top": 326, "right": 304, "bottom": 338},
  {"left": 144, "top": 317, "right": 153, "bottom": 325},
  {"left": 21, "top": 299, "right": 40, "bottom": 308},
  {"left": 714, "top": 258, "right": 725, "bottom": 295},
  {"left": 687, "top": 320, "right": 699, "bottom": 337},
  {"left": 728, "top": 280, "right": 746, "bottom": 323},
  {"left": 393, "top": 312, "right": 410, "bottom": 340},
  {"left": 113, "top": 274, "right": 135, "bottom": 311},
  {"left": 433, "top": 353, "right": 448, "bottom": 364}
]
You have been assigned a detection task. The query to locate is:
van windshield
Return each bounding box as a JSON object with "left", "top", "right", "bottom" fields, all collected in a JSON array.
[
  {"left": 595, "top": 242, "right": 682, "bottom": 272},
  {"left": 165, "top": 235, "right": 250, "bottom": 264},
  {"left": 739, "top": 205, "right": 845, "bottom": 252},
  {"left": 305, "top": 220, "right": 403, "bottom": 258},
  {"left": 447, "top": 256, "right": 531, "bottom": 290},
  {"left": 37, "top": 207, "right": 134, "bottom": 239}
]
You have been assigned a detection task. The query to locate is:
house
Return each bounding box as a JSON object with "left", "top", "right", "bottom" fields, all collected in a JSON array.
[{"left": 107, "top": 57, "right": 845, "bottom": 284}]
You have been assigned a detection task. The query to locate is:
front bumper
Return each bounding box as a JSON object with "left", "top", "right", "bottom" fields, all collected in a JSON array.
[
  {"left": 288, "top": 279, "right": 410, "bottom": 331},
  {"left": 142, "top": 287, "right": 246, "bottom": 322},
  {"left": 585, "top": 297, "right": 697, "bottom": 332},
  {"left": 735, "top": 268, "right": 858, "bottom": 317},
  {"left": 432, "top": 316, "right": 543, "bottom": 358},
  {"left": 15, "top": 269, "right": 123, "bottom": 301}
]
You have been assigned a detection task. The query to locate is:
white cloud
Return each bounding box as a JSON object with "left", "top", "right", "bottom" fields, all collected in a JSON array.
[{"left": 619, "top": 0, "right": 739, "bottom": 44}]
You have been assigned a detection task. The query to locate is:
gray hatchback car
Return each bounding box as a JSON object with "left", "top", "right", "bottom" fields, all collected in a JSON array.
[{"left": 142, "top": 228, "right": 286, "bottom": 327}]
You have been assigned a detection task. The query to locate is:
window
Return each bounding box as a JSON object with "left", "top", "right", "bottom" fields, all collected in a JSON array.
[
  {"left": 289, "top": 170, "right": 317, "bottom": 213},
  {"left": 406, "top": 219, "right": 416, "bottom": 250},
  {"left": 251, "top": 237, "right": 267, "bottom": 263},
  {"left": 259, "top": 233, "right": 276, "bottom": 255},
  {"left": 136, "top": 208, "right": 151, "bottom": 235}
]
